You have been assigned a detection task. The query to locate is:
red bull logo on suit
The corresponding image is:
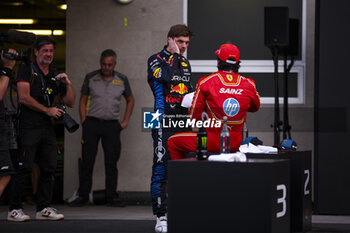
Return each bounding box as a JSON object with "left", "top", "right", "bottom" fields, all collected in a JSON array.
[{"left": 170, "top": 83, "right": 188, "bottom": 95}]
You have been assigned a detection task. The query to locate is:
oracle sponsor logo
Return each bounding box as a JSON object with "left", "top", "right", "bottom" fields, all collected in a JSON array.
[{"left": 171, "top": 75, "right": 190, "bottom": 82}]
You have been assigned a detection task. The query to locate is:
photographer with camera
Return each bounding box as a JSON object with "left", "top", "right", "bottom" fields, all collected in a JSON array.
[
  {"left": 0, "top": 49, "right": 17, "bottom": 198},
  {"left": 7, "top": 36, "right": 75, "bottom": 222}
]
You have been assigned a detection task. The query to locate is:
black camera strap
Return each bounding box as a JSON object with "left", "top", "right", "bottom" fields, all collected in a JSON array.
[{"left": 31, "top": 63, "right": 52, "bottom": 107}]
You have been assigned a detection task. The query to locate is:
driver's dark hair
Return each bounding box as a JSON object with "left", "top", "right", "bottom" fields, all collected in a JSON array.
[
  {"left": 167, "top": 24, "right": 194, "bottom": 39},
  {"left": 217, "top": 58, "right": 240, "bottom": 73}
]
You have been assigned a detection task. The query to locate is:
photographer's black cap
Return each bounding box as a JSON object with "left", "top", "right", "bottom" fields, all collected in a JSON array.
[{"left": 34, "top": 36, "right": 56, "bottom": 50}]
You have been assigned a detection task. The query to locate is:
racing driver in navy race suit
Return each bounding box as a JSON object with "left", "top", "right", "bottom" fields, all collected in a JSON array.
[{"left": 147, "top": 24, "right": 193, "bottom": 233}]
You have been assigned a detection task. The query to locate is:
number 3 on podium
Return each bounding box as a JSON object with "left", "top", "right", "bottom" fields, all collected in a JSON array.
[{"left": 276, "top": 184, "right": 287, "bottom": 218}]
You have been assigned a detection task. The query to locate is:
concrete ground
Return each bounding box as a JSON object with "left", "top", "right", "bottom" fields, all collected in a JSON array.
[
  {"left": 1, "top": 204, "right": 350, "bottom": 233},
  {"left": 1, "top": 204, "right": 350, "bottom": 224}
]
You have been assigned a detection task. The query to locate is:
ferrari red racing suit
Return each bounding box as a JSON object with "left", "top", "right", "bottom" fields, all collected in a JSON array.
[{"left": 168, "top": 70, "right": 260, "bottom": 159}]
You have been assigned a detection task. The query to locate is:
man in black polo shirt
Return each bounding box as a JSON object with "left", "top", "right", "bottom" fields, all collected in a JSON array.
[
  {"left": 69, "top": 49, "right": 134, "bottom": 207},
  {"left": 8, "top": 36, "right": 75, "bottom": 222}
]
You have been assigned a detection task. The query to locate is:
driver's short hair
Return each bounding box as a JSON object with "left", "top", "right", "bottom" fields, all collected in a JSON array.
[{"left": 167, "top": 24, "right": 194, "bottom": 39}]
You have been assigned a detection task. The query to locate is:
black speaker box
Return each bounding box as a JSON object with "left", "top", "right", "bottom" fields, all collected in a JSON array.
[
  {"left": 287, "top": 18, "right": 300, "bottom": 56},
  {"left": 264, "top": 7, "right": 289, "bottom": 47}
]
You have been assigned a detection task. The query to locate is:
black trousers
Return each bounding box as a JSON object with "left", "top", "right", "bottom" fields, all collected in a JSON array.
[
  {"left": 79, "top": 117, "right": 122, "bottom": 201},
  {"left": 9, "top": 126, "right": 57, "bottom": 212}
]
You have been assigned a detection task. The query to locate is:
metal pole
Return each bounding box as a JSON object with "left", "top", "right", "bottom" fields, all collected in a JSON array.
[{"left": 273, "top": 47, "right": 280, "bottom": 145}]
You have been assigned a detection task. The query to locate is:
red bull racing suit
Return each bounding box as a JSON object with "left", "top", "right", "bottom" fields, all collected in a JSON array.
[
  {"left": 147, "top": 47, "right": 192, "bottom": 216},
  {"left": 168, "top": 70, "right": 260, "bottom": 160}
]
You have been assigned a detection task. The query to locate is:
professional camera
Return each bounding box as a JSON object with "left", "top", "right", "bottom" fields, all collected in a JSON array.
[
  {"left": 0, "top": 29, "right": 36, "bottom": 64},
  {"left": 56, "top": 105, "right": 80, "bottom": 133},
  {"left": 2, "top": 48, "right": 32, "bottom": 64}
]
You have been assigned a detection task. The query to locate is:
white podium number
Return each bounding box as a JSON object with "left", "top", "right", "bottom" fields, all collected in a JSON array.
[
  {"left": 304, "top": 169, "right": 310, "bottom": 195},
  {"left": 276, "top": 184, "right": 287, "bottom": 218}
]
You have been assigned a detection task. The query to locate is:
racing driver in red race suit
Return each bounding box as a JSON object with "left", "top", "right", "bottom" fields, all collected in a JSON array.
[{"left": 168, "top": 43, "right": 260, "bottom": 159}]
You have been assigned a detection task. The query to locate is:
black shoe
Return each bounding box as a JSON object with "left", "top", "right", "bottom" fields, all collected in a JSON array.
[
  {"left": 106, "top": 198, "right": 126, "bottom": 207},
  {"left": 68, "top": 197, "right": 89, "bottom": 207}
]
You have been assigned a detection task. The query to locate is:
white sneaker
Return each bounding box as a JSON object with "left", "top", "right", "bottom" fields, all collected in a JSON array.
[
  {"left": 36, "top": 207, "right": 64, "bottom": 221},
  {"left": 7, "top": 209, "right": 30, "bottom": 222},
  {"left": 155, "top": 216, "right": 167, "bottom": 233}
]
